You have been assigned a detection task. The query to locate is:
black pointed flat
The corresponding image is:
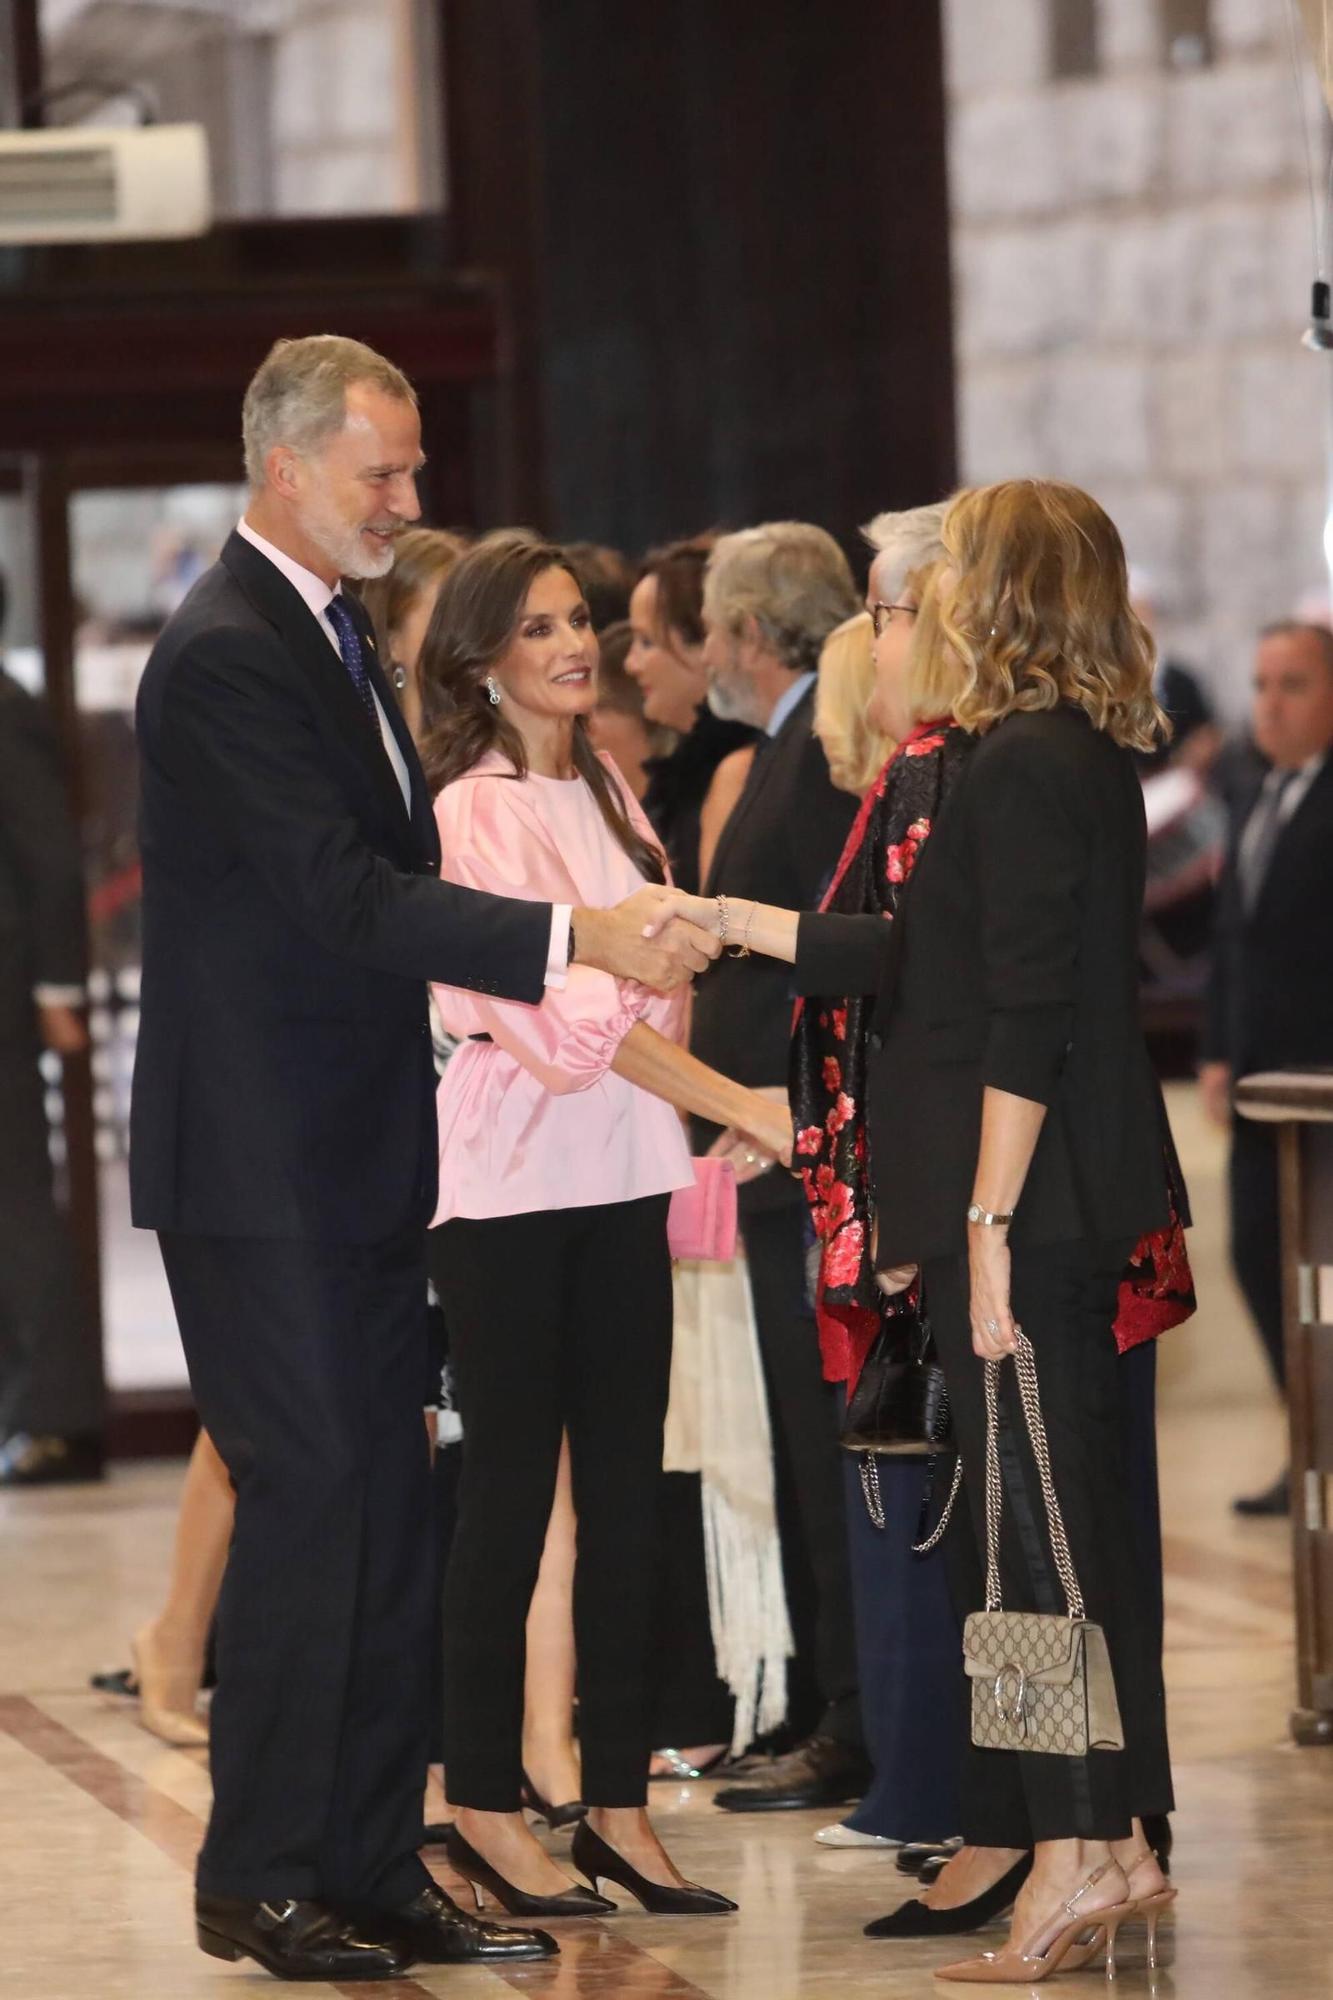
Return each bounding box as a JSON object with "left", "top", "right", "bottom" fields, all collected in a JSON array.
[
  {"left": 571, "top": 1821, "right": 737, "bottom": 1915},
  {"left": 442, "top": 1825, "right": 616, "bottom": 1919},
  {"left": 864, "top": 1852, "right": 1032, "bottom": 1938}
]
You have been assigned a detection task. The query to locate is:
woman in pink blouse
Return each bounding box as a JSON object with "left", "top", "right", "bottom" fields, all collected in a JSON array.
[{"left": 418, "top": 531, "right": 788, "bottom": 1921}]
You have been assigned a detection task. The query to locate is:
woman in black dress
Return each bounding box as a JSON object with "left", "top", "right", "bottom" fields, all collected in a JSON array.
[{"left": 651, "top": 480, "right": 1184, "bottom": 1983}]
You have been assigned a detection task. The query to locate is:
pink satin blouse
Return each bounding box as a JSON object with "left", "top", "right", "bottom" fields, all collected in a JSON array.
[{"left": 430, "top": 750, "right": 693, "bottom": 1222}]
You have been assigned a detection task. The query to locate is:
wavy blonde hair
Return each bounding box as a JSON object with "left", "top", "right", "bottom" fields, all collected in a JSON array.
[
  {"left": 814, "top": 611, "right": 894, "bottom": 795},
  {"left": 936, "top": 480, "right": 1165, "bottom": 753},
  {"left": 903, "top": 562, "right": 969, "bottom": 726}
]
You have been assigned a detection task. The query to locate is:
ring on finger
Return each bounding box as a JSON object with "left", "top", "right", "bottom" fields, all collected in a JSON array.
[{"left": 985, "top": 1317, "right": 1000, "bottom": 1335}]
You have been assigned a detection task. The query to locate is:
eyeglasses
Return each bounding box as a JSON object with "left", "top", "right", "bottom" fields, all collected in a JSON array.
[{"left": 870, "top": 601, "right": 918, "bottom": 638}]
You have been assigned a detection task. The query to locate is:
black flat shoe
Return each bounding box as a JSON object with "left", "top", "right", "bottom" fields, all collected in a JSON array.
[
  {"left": 522, "top": 1772, "right": 588, "bottom": 1830},
  {"left": 896, "top": 1837, "right": 963, "bottom": 1877},
  {"left": 571, "top": 1820, "right": 737, "bottom": 1915},
  {"left": 348, "top": 1882, "right": 557, "bottom": 1963},
  {"left": 863, "top": 1852, "right": 1032, "bottom": 1938},
  {"left": 442, "top": 1825, "right": 616, "bottom": 1918},
  {"left": 195, "top": 1893, "right": 410, "bottom": 1980}
]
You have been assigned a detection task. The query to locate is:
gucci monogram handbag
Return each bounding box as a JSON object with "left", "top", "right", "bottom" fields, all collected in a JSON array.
[{"left": 963, "top": 1330, "right": 1124, "bottom": 1757}]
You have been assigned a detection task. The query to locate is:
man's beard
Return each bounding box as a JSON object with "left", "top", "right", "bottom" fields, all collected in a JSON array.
[
  {"left": 297, "top": 492, "right": 397, "bottom": 580},
  {"left": 707, "top": 673, "right": 767, "bottom": 728}
]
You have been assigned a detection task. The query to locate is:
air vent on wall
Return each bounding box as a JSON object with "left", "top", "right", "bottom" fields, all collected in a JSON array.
[{"left": 0, "top": 125, "right": 210, "bottom": 244}]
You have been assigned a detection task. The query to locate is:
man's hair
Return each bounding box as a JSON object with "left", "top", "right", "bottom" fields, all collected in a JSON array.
[
  {"left": 703, "top": 521, "right": 858, "bottom": 674},
  {"left": 241, "top": 334, "right": 417, "bottom": 488},
  {"left": 862, "top": 502, "right": 949, "bottom": 606},
  {"left": 1258, "top": 620, "right": 1333, "bottom": 673}
]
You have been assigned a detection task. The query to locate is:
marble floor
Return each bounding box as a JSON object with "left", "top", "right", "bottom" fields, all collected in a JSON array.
[{"left": 2, "top": 1089, "right": 1330, "bottom": 1997}]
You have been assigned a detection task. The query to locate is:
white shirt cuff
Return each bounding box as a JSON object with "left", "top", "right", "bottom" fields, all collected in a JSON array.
[
  {"left": 34, "top": 984, "right": 86, "bottom": 1007},
  {"left": 545, "top": 905, "right": 572, "bottom": 990}
]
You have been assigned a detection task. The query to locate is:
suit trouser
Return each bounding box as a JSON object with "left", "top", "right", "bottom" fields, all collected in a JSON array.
[
  {"left": 739, "top": 1202, "right": 862, "bottom": 1750},
  {"left": 432, "top": 1194, "right": 673, "bottom": 1809},
  {"left": 1228, "top": 1115, "right": 1285, "bottom": 1390},
  {"left": 0, "top": 1044, "right": 102, "bottom": 1440},
  {"left": 158, "top": 1229, "right": 434, "bottom": 1907},
  {"left": 926, "top": 1239, "right": 1174, "bottom": 1846}
]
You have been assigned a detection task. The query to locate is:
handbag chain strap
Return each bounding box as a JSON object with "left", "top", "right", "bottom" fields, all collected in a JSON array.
[
  {"left": 983, "top": 1327, "right": 1085, "bottom": 1622},
  {"left": 911, "top": 1454, "right": 963, "bottom": 1554}
]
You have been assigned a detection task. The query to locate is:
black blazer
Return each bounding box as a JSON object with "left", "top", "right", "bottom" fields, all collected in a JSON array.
[
  {"left": 130, "top": 532, "right": 551, "bottom": 1243},
  {"left": 796, "top": 706, "right": 1175, "bottom": 1266},
  {"left": 689, "top": 681, "right": 858, "bottom": 1211},
  {"left": 1203, "top": 750, "right": 1333, "bottom": 1075},
  {"left": 0, "top": 668, "right": 87, "bottom": 1045}
]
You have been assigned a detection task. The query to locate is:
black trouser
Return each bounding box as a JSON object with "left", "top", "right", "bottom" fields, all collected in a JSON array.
[
  {"left": 649, "top": 1470, "right": 735, "bottom": 1747},
  {"left": 739, "top": 1202, "right": 862, "bottom": 1751},
  {"left": 158, "top": 1229, "right": 434, "bottom": 1909},
  {"left": 0, "top": 1042, "right": 103, "bottom": 1441},
  {"left": 1228, "top": 1115, "right": 1285, "bottom": 1389},
  {"left": 926, "top": 1239, "right": 1174, "bottom": 1846},
  {"left": 433, "top": 1194, "right": 673, "bottom": 1809}
]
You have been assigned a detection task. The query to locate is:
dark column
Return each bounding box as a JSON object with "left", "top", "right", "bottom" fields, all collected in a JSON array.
[{"left": 443, "top": 1, "right": 955, "bottom": 557}]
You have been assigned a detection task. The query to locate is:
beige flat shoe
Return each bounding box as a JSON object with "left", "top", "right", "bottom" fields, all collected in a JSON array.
[{"left": 130, "top": 1628, "right": 209, "bottom": 1748}]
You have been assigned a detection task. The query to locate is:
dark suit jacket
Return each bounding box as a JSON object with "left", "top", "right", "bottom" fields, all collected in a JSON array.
[
  {"left": 1203, "top": 749, "right": 1333, "bottom": 1075},
  {"left": 796, "top": 706, "right": 1175, "bottom": 1265},
  {"left": 130, "top": 532, "right": 552, "bottom": 1243},
  {"left": 0, "top": 668, "right": 87, "bottom": 1045},
  {"left": 690, "top": 681, "right": 858, "bottom": 1211}
]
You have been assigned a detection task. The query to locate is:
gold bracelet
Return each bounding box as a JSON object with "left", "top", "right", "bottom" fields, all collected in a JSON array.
[
  {"left": 729, "top": 899, "right": 755, "bottom": 959},
  {"left": 715, "top": 893, "right": 730, "bottom": 947}
]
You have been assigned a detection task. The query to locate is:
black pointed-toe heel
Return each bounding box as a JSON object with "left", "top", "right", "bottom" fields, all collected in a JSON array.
[
  {"left": 863, "top": 1851, "right": 1032, "bottom": 1938},
  {"left": 571, "top": 1821, "right": 738, "bottom": 1915},
  {"left": 442, "top": 1825, "right": 616, "bottom": 1919},
  {"left": 521, "top": 1773, "right": 589, "bottom": 1831}
]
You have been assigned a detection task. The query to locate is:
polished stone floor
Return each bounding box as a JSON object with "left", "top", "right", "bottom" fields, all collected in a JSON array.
[{"left": 2, "top": 1089, "right": 1329, "bottom": 1997}]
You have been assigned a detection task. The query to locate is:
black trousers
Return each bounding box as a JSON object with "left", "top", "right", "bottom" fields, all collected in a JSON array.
[
  {"left": 433, "top": 1194, "right": 673, "bottom": 1810},
  {"left": 926, "top": 1239, "right": 1174, "bottom": 1846},
  {"left": 739, "top": 1203, "right": 862, "bottom": 1750},
  {"left": 649, "top": 1470, "right": 735, "bottom": 1746},
  {"left": 1228, "top": 1115, "right": 1285, "bottom": 1389},
  {"left": 158, "top": 1229, "right": 434, "bottom": 1908},
  {"left": 0, "top": 1043, "right": 102, "bottom": 1441}
]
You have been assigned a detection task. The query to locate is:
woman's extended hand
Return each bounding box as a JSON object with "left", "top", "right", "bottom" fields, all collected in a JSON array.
[
  {"left": 638, "top": 887, "right": 718, "bottom": 940},
  {"left": 708, "top": 1087, "right": 793, "bottom": 1182},
  {"left": 968, "top": 1225, "right": 1018, "bottom": 1359}
]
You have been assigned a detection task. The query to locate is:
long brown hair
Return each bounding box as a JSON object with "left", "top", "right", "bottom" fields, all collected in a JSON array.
[
  {"left": 357, "top": 526, "right": 469, "bottom": 663},
  {"left": 417, "top": 529, "right": 665, "bottom": 883},
  {"left": 938, "top": 480, "right": 1165, "bottom": 753}
]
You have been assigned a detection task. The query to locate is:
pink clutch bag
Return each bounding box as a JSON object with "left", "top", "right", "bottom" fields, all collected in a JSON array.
[{"left": 668, "top": 1158, "right": 739, "bottom": 1261}]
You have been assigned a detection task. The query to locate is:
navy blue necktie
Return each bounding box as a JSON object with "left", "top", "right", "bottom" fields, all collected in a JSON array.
[{"left": 324, "top": 595, "right": 380, "bottom": 730}]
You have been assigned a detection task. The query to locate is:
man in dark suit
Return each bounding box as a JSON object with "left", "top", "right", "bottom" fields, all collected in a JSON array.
[
  {"left": 1200, "top": 620, "right": 1333, "bottom": 1516},
  {"left": 132, "top": 335, "right": 714, "bottom": 1981},
  {"left": 689, "top": 522, "right": 867, "bottom": 1810},
  {"left": 0, "top": 572, "right": 103, "bottom": 1486}
]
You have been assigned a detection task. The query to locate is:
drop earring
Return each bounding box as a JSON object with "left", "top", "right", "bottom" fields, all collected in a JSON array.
[{"left": 485, "top": 675, "right": 501, "bottom": 707}]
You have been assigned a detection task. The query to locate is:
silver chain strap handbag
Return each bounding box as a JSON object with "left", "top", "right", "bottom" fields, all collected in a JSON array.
[{"left": 963, "top": 1328, "right": 1125, "bottom": 1757}]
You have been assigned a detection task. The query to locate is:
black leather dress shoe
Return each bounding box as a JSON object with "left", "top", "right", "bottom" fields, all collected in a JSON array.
[
  {"left": 1233, "top": 1471, "right": 1289, "bottom": 1517},
  {"left": 713, "top": 1734, "right": 871, "bottom": 1813},
  {"left": 354, "top": 1883, "right": 557, "bottom": 1963},
  {"left": 0, "top": 1431, "right": 104, "bottom": 1486},
  {"left": 195, "top": 1894, "right": 410, "bottom": 1980}
]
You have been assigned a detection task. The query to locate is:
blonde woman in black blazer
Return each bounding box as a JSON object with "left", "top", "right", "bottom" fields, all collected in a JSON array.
[{"left": 649, "top": 480, "right": 1185, "bottom": 1985}]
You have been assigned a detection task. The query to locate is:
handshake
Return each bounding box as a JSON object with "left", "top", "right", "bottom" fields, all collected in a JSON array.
[{"left": 571, "top": 885, "right": 726, "bottom": 993}]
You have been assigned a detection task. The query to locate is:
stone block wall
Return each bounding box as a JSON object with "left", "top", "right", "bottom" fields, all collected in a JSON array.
[{"left": 944, "top": 0, "right": 1333, "bottom": 714}]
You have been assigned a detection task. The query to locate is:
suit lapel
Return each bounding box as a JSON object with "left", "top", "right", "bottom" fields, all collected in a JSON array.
[
  {"left": 703, "top": 688, "right": 810, "bottom": 895},
  {"left": 1252, "top": 753, "right": 1333, "bottom": 919},
  {"left": 220, "top": 534, "right": 418, "bottom": 844}
]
